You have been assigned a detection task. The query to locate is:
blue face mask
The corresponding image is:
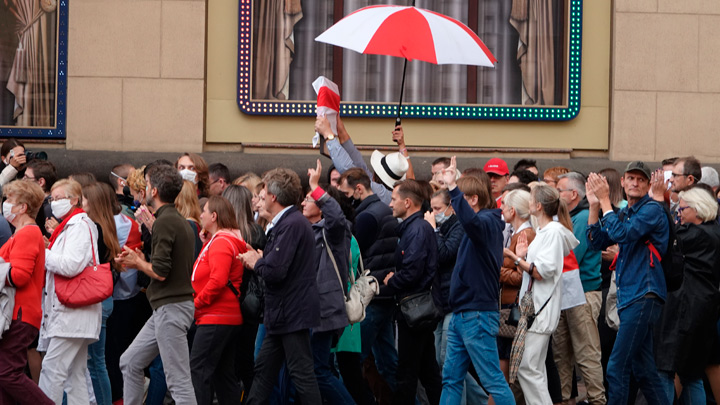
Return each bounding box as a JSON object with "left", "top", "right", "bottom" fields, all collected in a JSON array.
[
  {"left": 434, "top": 206, "right": 452, "bottom": 226},
  {"left": 133, "top": 200, "right": 142, "bottom": 209},
  {"left": 435, "top": 213, "right": 449, "bottom": 225}
]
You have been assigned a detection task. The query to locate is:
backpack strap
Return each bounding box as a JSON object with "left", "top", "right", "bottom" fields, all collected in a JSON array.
[{"left": 645, "top": 240, "right": 661, "bottom": 268}]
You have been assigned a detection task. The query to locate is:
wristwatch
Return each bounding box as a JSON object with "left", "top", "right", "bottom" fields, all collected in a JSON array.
[
  {"left": 514, "top": 258, "right": 521, "bottom": 267},
  {"left": 326, "top": 133, "right": 335, "bottom": 141}
]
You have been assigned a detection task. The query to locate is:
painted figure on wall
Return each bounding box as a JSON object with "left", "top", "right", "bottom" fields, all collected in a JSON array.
[
  {"left": 252, "top": 0, "right": 303, "bottom": 100},
  {"left": 0, "top": 0, "right": 57, "bottom": 127}
]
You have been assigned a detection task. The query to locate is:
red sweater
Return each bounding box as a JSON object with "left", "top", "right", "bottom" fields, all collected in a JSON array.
[
  {"left": 192, "top": 231, "right": 247, "bottom": 325},
  {"left": 1, "top": 225, "right": 45, "bottom": 329}
]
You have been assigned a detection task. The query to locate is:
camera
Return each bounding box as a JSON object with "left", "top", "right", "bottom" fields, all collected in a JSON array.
[{"left": 25, "top": 150, "right": 48, "bottom": 161}]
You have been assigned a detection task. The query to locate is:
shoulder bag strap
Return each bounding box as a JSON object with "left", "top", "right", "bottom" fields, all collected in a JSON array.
[
  {"left": 83, "top": 220, "right": 98, "bottom": 267},
  {"left": 323, "top": 229, "right": 347, "bottom": 301}
]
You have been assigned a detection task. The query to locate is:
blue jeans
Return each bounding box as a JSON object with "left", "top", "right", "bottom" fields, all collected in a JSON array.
[
  {"left": 311, "top": 330, "right": 355, "bottom": 404},
  {"left": 146, "top": 355, "right": 167, "bottom": 405},
  {"left": 440, "top": 311, "right": 514, "bottom": 405},
  {"left": 661, "top": 372, "right": 705, "bottom": 405},
  {"left": 607, "top": 297, "right": 668, "bottom": 405},
  {"left": 434, "top": 313, "right": 488, "bottom": 405},
  {"left": 88, "top": 297, "right": 113, "bottom": 405},
  {"left": 360, "top": 301, "right": 398, "bottom": 391}
]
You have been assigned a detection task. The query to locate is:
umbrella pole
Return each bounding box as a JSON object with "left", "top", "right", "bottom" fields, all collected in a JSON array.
[{"left": 395, "top": 58, "right": 408, "bottom": 132}]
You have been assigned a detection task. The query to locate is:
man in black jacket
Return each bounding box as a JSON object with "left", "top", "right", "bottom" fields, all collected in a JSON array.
[
  {"left": 338, "top": 168, "right": 399, "bottom": 395},
  {"left": 238, "top": 168, "right": 321, "bottom": 405},
  {"left": 384, "top": 179, "right": 441, "bottom": 404}
]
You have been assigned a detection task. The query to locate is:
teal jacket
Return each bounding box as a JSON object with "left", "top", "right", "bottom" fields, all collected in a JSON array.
[{"left": 570, "top": 198, "right": 602, "bottom": 292}]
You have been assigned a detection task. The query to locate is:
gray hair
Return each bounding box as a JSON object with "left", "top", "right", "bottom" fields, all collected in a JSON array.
[
  {"left": 262, "top": 168, "right": 302, "bottom": 207},
  {"left": 700, "top": 167, "right": 720, "bottom": 189},
  {"left": 557, "top": 172, "right": 586, "bottom": 199},
  {"left": 679, "top": 187, "right": 718, "bottom": 222}
]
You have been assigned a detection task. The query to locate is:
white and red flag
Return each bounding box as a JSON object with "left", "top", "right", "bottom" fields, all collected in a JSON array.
[
  {"left": 312, "top": 76, "right": 340, "bottom": 147},
  {"left": 560, "top": 251, "right": 587, "bottom": 310}
]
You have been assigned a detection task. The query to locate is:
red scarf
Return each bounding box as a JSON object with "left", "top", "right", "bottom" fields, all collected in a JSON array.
[{"left": 48, "top": 207, "right": 85, "bottom": 249}]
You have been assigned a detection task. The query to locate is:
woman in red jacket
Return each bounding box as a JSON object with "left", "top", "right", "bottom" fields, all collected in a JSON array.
[
  {"left": 0, "top": 180, "right": 53, "bottom": 404},
  {"left": 190, "top": 195, "right": 247, "bottom": 405}
]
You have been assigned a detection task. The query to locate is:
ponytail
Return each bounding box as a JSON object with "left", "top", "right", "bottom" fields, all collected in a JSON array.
[{"left": 557, "top": 199, "right": 573, "bottom": 232}]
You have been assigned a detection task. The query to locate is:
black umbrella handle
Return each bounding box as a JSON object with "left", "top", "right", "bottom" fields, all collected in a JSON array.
[{"left": 394, "top": 58, "right": 408, "bottom": 142}]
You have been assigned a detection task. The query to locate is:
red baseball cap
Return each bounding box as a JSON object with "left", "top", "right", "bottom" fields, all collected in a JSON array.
[{"left": 483, "top": 158, "right": 509, "bottom": 176}]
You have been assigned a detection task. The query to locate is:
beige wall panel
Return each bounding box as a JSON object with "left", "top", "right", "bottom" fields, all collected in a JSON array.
[
  {"left": 699, "top": 16, "right": 720, "bottom": 93},
  {"left": 656, "top": 92, "right": 720, "bottom": 162},
  {"left": 206, "top": 0, "right": 239, "bottom": 101},
  {"left": 658, "top": 0, "right": 720, "bottom": 15},
  {"left": 615, "top": 0, "right": 657, "bottom": 13},
  {"left": 614, "top": 13, "right": 698, "bottom": 92},
  {"left": 66, "top": 78, "right": 123, "bottom": 150},
  {"left": 161, "top": 1, "right": 206, "bottom": 79},
  {"left": 609, "top": 91, "right": 656, "bottom": 161},
  {"left": 69, "top": 1, "right": 161, "bottom": 78},
  {"left": 581, "top": 0, "right": 611, "bottom": 108},
  {"left": 205, "top": 0, "right": 611, "bottom": 151},
  {"left": 122, "top": 79, "right": 204, "bottom": 152}
]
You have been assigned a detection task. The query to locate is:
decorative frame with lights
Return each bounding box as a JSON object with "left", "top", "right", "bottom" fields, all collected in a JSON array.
[
  {"left": 0, "top": 0, "right": 68, "bottom": 140},
  {"left": 237, "top": 0, "right": 582, "bottom": 122}
]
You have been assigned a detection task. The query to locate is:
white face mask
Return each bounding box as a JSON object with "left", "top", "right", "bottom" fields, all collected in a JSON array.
[
  {"left": 3, "top": 202, "right": 15, "bottom": 223},
  {"left": 179, "top": 169, "right": 197, "bottom": 184},
  {"left": 51, "top": 199, "right": 73, "bottom": 219}
]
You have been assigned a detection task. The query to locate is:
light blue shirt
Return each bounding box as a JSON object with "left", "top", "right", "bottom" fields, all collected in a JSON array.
[{"left": 266, "top": 205, "right": 293, "bottom": 235}]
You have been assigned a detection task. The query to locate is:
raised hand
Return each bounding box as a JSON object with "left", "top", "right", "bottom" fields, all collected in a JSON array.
[
  {"left": 442, "top": 156, "right": 459, "bottom": 190},
  {"left": 585, "top": 177, "right": 599, "bottom": 207},
  {"left": 308, "top": 159, "right": 322, "bottom": 191},
  {"left": 314, "top": 116, "right": 332, "bottom": 138},
  {"left": 424, "top": 210, "right": 436, "bottom": 229},
  {"left": 392, "top": 125, "right": 405, "bottom": 147},
  {"left": 649, "top": 169, "right": 667, "bottom": 202},
  {"left": 515, "top": 231, "right": 529, "bottom": 260}
]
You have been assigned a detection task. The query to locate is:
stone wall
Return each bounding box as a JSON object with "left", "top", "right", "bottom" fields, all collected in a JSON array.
[
  {"left": 611, "top": 0, "right": 720, "bottom": 162},
  {"left": 65, "top": 0, "right": 206, "bottom": 152}
]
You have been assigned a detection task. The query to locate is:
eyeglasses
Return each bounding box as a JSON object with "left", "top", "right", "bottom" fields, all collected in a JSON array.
[
  {"left": 304, "top": 197, "right": 316, "bottom": 204},
  {"left": 671, "top": 172, "right": 688, "bottom": 179},
  {"left": 677, "top": 206, "right": 693, "bottom": 213},
  {"left": 49, "top": 196, "right": 69, "bottom": 203},
  {"left": 23, "top": 175, "right": 36, "bottom": 181},
  {"left": 556, "top": 188, "right": 574, "bottom": 193}
]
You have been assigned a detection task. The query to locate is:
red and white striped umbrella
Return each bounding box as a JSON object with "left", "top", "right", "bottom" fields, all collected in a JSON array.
[{"left": 315, "top": 5, "right": 496, "bottom": 67}]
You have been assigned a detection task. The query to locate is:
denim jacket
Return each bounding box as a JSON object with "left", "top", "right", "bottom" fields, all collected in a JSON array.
[{"left": 587, "top": 194, "right": 669, "bottom": 310}]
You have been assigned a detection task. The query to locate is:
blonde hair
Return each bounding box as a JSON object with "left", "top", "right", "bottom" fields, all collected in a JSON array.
[
  {"left": 127, "top": 165, "right": 146, "bottom": 194},
  {"left": 3, "top": 180, "right": 45, "bottom": 217},
  {"left": 175, "top": 180, "right": 201, "bottom": 223},
  {"left": 532, "top": 184, "right": 573, "bottom": 231},
  {"left": 503, "top": 189, "right": 532, "bottom": 220},
  {"left": 679, "top": 188, "right": 719, "bottom": 222},
  {"left": 233, "top": 172, "right": 262, "bottom": 191},
  {"left": 51, "top": 179, "right": 83, "bottom": 208}
]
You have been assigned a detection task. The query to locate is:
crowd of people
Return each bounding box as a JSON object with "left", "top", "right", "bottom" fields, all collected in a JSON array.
[{"left": 0, "top": 121, "right": 719, "bottom": 405}]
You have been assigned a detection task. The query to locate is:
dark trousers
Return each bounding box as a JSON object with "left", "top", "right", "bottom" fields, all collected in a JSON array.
[
  {"left": 395, "top": 317, "right": 442, "bottom": 405},
  {"left": 105, "top": 292, "right": 152, "bottom": 401},
  {"left": 0, "top": 320, "right": 53, "bottom": 404},
  {"left": 190, "top": 324, "right": 242, "bottom": 405},
  {"left": 246, "top": 329, "right": 321, "bottom": 405},
  {"left": 338, "top": 351, "right": 373, "bottom": 405},
  {"left": 235, "top": 322, "right": 258, "bottom": 399}
]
